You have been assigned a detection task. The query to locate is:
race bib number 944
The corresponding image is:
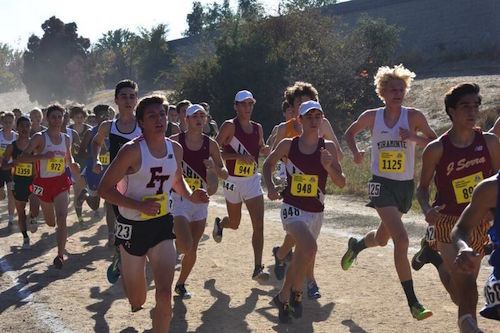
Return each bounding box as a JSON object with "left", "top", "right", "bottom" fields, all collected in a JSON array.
[
  {"left": 234, "top": 159, "right": 255, "bottom": 177},
  {"left": 185, "top": 177, "right": 201, "bottom": 191}
]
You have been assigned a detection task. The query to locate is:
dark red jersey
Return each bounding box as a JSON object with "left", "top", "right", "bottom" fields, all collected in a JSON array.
[
  {"left": 224, "top": 118, "right": 260, "bottom": 177},
  {"left": 179, "top": 132, "right": 210, "bottom": 188}
]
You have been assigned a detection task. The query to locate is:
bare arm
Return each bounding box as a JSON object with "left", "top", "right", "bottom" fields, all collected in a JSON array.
[
  {"left": 258, "top": 124, "right": 270, "bottom": 156},
  {"left": 208, "top": 139, "right": 228, "bottom": 180},
  {"left": 321, "top": 141, "right": 346, "bottom": 188},
  {"left": 1, "top": 144, "right": 14, "bottom": 170},
  {"left": 19, "top": 134, "right": 52, "bottom": 163},
  {"left": 403, "top": 109, "right": 437, "bottom": 147},
  {"left": 488, "top": 117, "right": 500, "bottom": 138},
  {"left": 484, "top": 133, "right": 500, "bottom": 171},
  {"left": 320, "top": 118, "right": 343, "bottom": 161},
  {"left": 262, "top": 139, "right": 292, "bottom": 200},
  {"left": 344, "top": 110, "right": 375, "bottom": 164},
  {"left": 91, "top": 121, "right": 111, "bottom": 173},
  {"left": 216, "top": 121, "right": 254, "bottom": 163}
]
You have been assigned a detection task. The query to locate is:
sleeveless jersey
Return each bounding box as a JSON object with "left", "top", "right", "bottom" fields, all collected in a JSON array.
[
  {"left": 30, "top": 125, "right": 46, "bottom": 138},
  {"left": 0, "top": 130, "right": 17, "bottom": 162},
  {"left": 490, "top": 171, "right": 500, "bottom": 272},
  {"left": 433, "top": 130, "right": 493, "bottom": 216},
  {"left": 285, "top": 119, "right": 301, "bottom": 139},
  {"left": 179, "top": 132, "right": 210, "bottom": 189},
  {"left": 36, "top": 132, "right": 67, "bottom": 178},
  {"left": 371, "top": 107, "right": 416, "bottom": 181},
  {"left": 116, "top": 137, "right": 177, "bottom": 221},
  {"left": 69, "top": 123, "right": 91, "bottom": 139},
  {"left": 165, "top": 122, "right": 173, "bottom": 137},
  {"left": 224, "top": 118, "right": 260, "bottom": 177},
  {"left": 109, "top": 119, "right": 142, "bottom": 161},
  {"left": 283, "top": 137, "right": 327, "bottom": 213},
  {"left": 65, "top": 128, "right": 74, "bottom": 147},
  {"left": 86, "top": 126, "right": 110, "bottom": 172},
  {"left": 12, "top": 140, "right": 34, "bottom": 181}
]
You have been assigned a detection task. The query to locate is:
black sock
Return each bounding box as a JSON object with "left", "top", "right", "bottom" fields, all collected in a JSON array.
[
  {"left": 401, "top": 280, "right": 418, "bottom": 307},
  {"left": 21, "top": 230, "right": 28, "bottom": 238},
  {"left": 75, "top": 206, "right": 82, "bottom": 217},
  {"left": 429, "top": 249, "right": 443, "bottom": 270},
  {"left": 353, "top": 238, "right": 367, "bottom": 254}
]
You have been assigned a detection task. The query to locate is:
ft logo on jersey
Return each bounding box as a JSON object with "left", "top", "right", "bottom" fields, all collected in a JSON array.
[{"left": 146, "top": 167, "right": 170, "bottom": 194}]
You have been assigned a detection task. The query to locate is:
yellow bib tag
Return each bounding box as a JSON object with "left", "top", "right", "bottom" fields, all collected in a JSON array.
[
  {"left": 452, "top": 171, "right": 483, "bottom": 204},
  {"left": 290, "top": 174, "right": 318, "bottom": 197},
  {"left": 46, "top": 157, "right": 65, "bottom": 173},
  {"left": 15, "top": 163, "right": 33, "bottom": 177},
  {"left": 185, "top": 177, "right": 201, "bottom": 191},
  {"left": 0, "top": 147, "right": 5, "bottom": 157},
  {"left": 140, "top": 193, "right": 168, "bottom": 219},
  {"left": 379, "top": 150, "right": 405, "bottom": 173},
  {"left": 99, "top": 152, "right": 110, "bottom": 166},
  {"left": 234, "top": 159, "right": 255, "bottom": 177}
]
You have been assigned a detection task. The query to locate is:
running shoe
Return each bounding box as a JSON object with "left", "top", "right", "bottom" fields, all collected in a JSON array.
[
  {"left": 76, "top": 188, "right": 89, "bottom": 207},
  {"left": 273, "top": 246, "right": 286, "bottom": 280},
  {"left": 174, "top": 284, "right": 192, "bottom": 299},
  {"left": 212, "top": 217, "right": 223, "bottom": 243},
  {"left": 411, "top": 238, "right": 432, "bottom": 271},
  {"left": 252, "top": 265, "right": 270, "bottom": 282},
  {"left": 29, "top": 217, "right": 38, "bottom": 233},
  {"left": 107, "top": 250, "right": 121, "bottom": 284},
  {"left": 289, "top": 290, "right": 303, "bottom": 318},
  {"left": 53, "top": 255, "right": 64, "bottom": 269},
  {"left": 22, "top": 237, "right": 30, "bottom": 250},
  {"left": 410, "top": 302, "right": 433, "bottom": 321},
  {"left": 341, "top": 237, "right": 358, "bottom": 271},
  {"left": 458, "top": 314, "right": 483, "bottom": 333},
  {"left": 307, "top": 281, "right": 321, "bottom": 299},
  {"left": 273, "top": 295, "right": 291, "bottom": 323}
]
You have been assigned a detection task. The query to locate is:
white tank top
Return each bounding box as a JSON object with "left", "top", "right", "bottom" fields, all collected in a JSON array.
[
  {"left": 0, "top": 130, "right": 18, "bottom": 163},
  {"left": 370, "top": 107, "right": 416, "bottom": 181},
  {"left": 38, "top": 131, "right": 68, "bottom": 178},
  {"left": 66, "top": 128, "right": 73, "bottom": 147},
  {"left": 117, "top": 137, "right": 177, "bottom": 221}
]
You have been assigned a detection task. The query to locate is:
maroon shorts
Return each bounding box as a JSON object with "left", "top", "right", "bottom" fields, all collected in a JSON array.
[{"left": 32, "top": 174, "right": 71, "bottom": 203}]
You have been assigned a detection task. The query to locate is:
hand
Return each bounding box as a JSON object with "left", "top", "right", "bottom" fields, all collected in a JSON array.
[
  {"left": 399, "top": 127, "right": 415, "bottom": 141},
  {"left": 320, "top": 147, "right": 333, "bottom": 170},
  {"left": 424, "top": 204, "right": 446, "bottom": 225},
  {"left": 203, "top": 159, "right": 215, "bottom": 170},
  {"left": 239, "top": 154, "right": 255, "bottom": 164},
  {"left": 189, "top": 188, "right": 210, "bottom": 204},
  {"left": 92, "top": 161, "right": 103, "bottom": 174},
  {"left": 353, "top": 150, "right": 364, "bottom": 164},
  {"left": 268, "top": 186, "right": 280, "bottom": 201},
  {"left": 260, "top": 145, "right": 271, "bottom": 156},
  {"left": 44, "top": 151, "right": 55, "bottom": 159},
  {"left": 139, "top": 198, "right": 161, "bottom": 216},
  {"left": 454, "top": 247, "right": 479, "bottom": 273}
]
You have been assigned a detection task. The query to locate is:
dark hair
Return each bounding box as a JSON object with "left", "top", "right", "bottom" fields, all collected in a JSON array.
[
  {"left": 1, "top": 111, "right": 14, "bottom": 120},
  {"left": 176, "top": 100, "right": 191, "bottom": 113},
  {"left": 281, "top": 100, "right": 290, "bottom": 113},
  {"left": 285, "top": 81, "right": 319, "bottom": 106},
  {"left": 444, "top": 83, "right": 481, "bottom": 120},
  {"left": 168, "top": 105, "right": 177, "bottom": 113},
  {"left": 136, "top": 95, "right": 165, "bottom": 123},
  {"left": 17, "top": 115, "right": 31, "bottom": 127},
  {"left": 12, "top": 108, "right": 22, "bottom": 115},
  {"left": 46, "top": 104, "right": 65, "bottom": 117},
  {"left": 69, "top": 104, "right": 88, "bottom": 118},
  {"left": 115, "top": 79, "right": 138, "bottom": 98},
  {"left": 200, "top": 102, "right": 210, "bottom": 113},
  {"left": 93, "top": 104, "right": 111, "bottom": 116}
]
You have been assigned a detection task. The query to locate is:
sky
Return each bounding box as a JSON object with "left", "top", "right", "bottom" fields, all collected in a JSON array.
[{"left": 0, "top": 0, "right": 285, "bottom": 50}]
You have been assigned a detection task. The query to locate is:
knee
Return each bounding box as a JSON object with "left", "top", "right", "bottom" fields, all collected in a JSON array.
[
  {"left": 226, "top": 217, "right": 240, "bottom": 230},
  {"left": 155, "top": 288, "right": 172, "bottom": 310},
  {"left": 375, "top": 234, "right": 390, "bottom": 247},
  {"left": 392, "top": 233, "right": 409, "bottom": 250},
  {"left": 176, "top": 237, "right": 193, "bottom": 254}
]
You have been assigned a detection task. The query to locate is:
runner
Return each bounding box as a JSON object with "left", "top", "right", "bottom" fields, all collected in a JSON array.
[
  {"left": 415, "top": 83, "right": 500, "bottom": 327},
  {"left": 200, "top": 102, "right": 219, "bottom": 138},
  {"left": 91, "top": 79, "right": 141, "bottom": 283},
  {"left": 488, "top": 116, "right": 500, "bottom": 139},
  {"left": 19, "top": 104, "right": 74, "bottom": 268},
  {"left": 77, "top": 104, "right": 114, "bottom": 246},
  {"left": 29, "top": 108, "right": 46, "bottom": 137},
  {"left": 170, "top": 103, "right": 228, "bottom": 298},
  {"left": 263, "top": 100, "right": 345, "bottom": 323},
  {"left": 68, "top": 104, "right": 92, "bottom": 169},
  {"left": 98, "top": 95, "right": 209, "bottom": 332},
  {"left": 164, "top": 102, "right": 180, "bottom": 137},
  {"left": 1, "top": 116, "right": 37, "bottom": 248},
  {"left": 167, "top": 105, "right": 179, "bottom": 124},
  {"left": 176, "top": 100, "right": 191, "bottom": 133},
  {"left": 0, "top": 111, "right": 18, "bottom": 227},
  {"left": 341, "top": 64, "right": 437, "bottom": 320},
  {"left": 452, "top": 172, "right": 500, "bottom": 331},
  {"left": 213, "top": 90, "right": 271, "bottom": 281}
]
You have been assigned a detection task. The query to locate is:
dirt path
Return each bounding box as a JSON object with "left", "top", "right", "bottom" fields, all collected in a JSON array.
[{"left": 0, "top": 192, "right": 497, "bottom": 332}]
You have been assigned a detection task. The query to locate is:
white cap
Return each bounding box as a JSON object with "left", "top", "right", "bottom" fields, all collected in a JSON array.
[
  {"left": 234, "top": 90, "right": 256, "bottom": 103},
  {"left": 299, "top": 101, "right": 323, "bottom": 116},
  {"left": 186, "top": 104, "right": 207, "bottom": 117}
]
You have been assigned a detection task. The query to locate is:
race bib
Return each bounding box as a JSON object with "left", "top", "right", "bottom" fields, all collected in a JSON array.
[
  {"left": 281, "top": 206, "right": 301, "bottom": 220},
  {"left": 15, "top": 163, "right": 33, "bottom": 177},
  {"left": 46, "top": 157, "right": 65, "bottom": 173},
  {"left": 115, "top": 222, "right": 132, "bottom": 240},
  {"left": 140, "top": 193, "right": 168, "bottom": 219},
  {"left": 0, "top": 147, "right": 5, "bottom": 157},
  {"left": 185, "top": 177, "right": 201, "bottom": 191},
  {"left": 484, "top": 278, "right": 500, "bottom": 306},
  {"left": 32, "top": 184, "right": 43, "bottom": 196},
  {"left": 234, "top": 159, "right": 255, "bottom": 177},
  {"left": 379, "top": 150, "right": 405, "bottom": 173},
  {"left": 98, "top": 152, "right": 110, "bottom": 166},
  {"left": 452, "top": 171, "right": 483, "bottom": 204},
  {"left": 290, "top": 174, "right": 318, "bottom": 197},
  {"left": 367, "top": 182, "right": 381, "bottom": 197},
  {"left": 425, "top": 225, "right": 435, "bottom": 242},
  {"left": 223, "top": 180, "right": 235, "bottom": 192}
]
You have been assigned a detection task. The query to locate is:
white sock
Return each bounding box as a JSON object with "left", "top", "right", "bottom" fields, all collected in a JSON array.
[{"left": 458, "top": 314, "right": 482, "bottom": 333}]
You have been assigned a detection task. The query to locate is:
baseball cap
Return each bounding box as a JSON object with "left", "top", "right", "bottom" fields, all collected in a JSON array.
[
  {"left": 234, "top": 90, "right": 256, "bottom": 103},
  {"left": 186, "top": 104, "right": 207, "bottom": 117},
  {"left": 299, "top": 101, "right": 323, "bottom": 116}
]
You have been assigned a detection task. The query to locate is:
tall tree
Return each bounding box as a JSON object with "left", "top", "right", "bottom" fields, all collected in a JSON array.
[
  {"left": 185, "top": 1, "right": 205, "bottom": 36},
  {"left": 278, "top": 0, "right": 336, "bottom": 14},
  {"left": 238, "top": 0, "right": 265, "bottom": 21},
  {"left": 23, "top": 16, "right": 91, "bottom": 104},
  {"left": 0, "top": 43, "right": 23, "bottom": 93}
]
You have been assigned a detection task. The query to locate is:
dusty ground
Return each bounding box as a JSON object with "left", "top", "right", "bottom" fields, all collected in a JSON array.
[{"left": 0, "top": 191, "right": 497, "bottom": 333}]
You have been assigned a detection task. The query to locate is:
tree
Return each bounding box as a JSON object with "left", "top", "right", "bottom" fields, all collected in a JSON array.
[
  {"left": 23, "top": 16, "right": 91, "bottom": 104},
  {"left": 238, "top": 0, "right": 265, "bottom": 21},
  {"left": 278, "top": 0, "right": 336, "bottom": 14},
  {"left": 185, "top": 1, "right": 204, "bottom": 36},
  {"left": 0, "top": 43, "right": 23, "bottom": 93}
]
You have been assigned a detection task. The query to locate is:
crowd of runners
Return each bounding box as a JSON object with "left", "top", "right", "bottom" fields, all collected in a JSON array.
[{"left": 0, "top": 64, "right": 499, "bottom": 333}]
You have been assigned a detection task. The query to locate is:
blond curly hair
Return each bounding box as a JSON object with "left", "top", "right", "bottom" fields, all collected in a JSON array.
[{"left": 374, "top": 64, "right": 416, "bottom": 102}]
